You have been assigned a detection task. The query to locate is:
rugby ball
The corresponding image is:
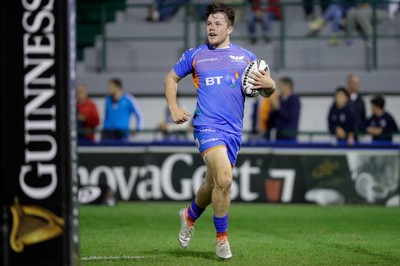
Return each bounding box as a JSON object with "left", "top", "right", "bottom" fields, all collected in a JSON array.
[{"left": 241, "top": 59, "right": 275, "bottom": 98}]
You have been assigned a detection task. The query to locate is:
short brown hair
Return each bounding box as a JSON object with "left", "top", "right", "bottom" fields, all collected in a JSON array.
[
  {"left": 280, "top": 77, "right": 294, "bottom": 90},
  {"left": 371, "top": 95, "right": 385, "bottom": 109},
  {"left": 109, "top": 78, "right": 123, "bottom": 89},
  {"left": 206, "top": 2, "right": 235, "bottom": 26},
  {"left": 335, "top": 87, "right": 349, "bottom": 98}
]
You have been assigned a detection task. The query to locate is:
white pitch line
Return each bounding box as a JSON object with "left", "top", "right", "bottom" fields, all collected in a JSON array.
[{"left": 81, "top": 255, "right": 147, "bottom": 261}]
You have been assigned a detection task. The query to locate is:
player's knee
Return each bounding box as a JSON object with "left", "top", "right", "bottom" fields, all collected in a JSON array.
[
  {"left": 202, "top": 179, "right": 214, "bottom": 193},
  {"left": 214, "top": 172, "right": 232, "bottom": 192}
]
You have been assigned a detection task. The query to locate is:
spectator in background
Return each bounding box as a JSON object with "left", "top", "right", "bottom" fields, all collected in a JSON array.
[
  {"left": 307, "top": 0, "right": 354, "bottom": 46},
  {"left": 102, "top": 78, "right": 143, "bottom": 141},
  {"left": 366, "top": 95, "right": 398, "bottom": 141},
  {"left": 346, "top": 74, "right": 366, "bottom": 137},
  {"left": 76, "top": 84, "right": 100, "bottom": 142},
  {"left": 225, "top": 0, "right": 246, "bottom": 23},
  {"left": 268, "top": 77, "right": 301, "bottom": 140},
  {"left": 345, "top": 1, "right": 398, "bottom": 46},
  {"left": 245, "top": 0, "right": 281, "bottom": 44},
  {"left": 146, "top": 0, "right": 249, "bottom": 23},
  {"left": 328, "top": 87, "right": 356, "bottom": 144},
  {"left": 157, "top": 94, "right": 191, "bottom": 140},
  {"left": 146, "top": 0, "right": 191, "bottom": 22},
  {"left": 157, "top": 109, "right": 192, "bottom": 140},
  {"left": 303, "top": 0, "right": 332, "bottom": 20},
  {"left": 250, "top": 96, "right": 273, "bottom": 139}
]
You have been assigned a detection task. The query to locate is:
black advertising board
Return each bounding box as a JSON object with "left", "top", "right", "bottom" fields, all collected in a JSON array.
[
  {"left": 77, "top": 146, "right": 400, "bottom": 205},
  {"left": 0, "top": 0, "right": 79, "bottom": 265}
]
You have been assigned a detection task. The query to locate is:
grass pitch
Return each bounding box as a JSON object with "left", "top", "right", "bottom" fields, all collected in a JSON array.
[{"left": 80, "top": 202, "right": 400, "bottom": 266}]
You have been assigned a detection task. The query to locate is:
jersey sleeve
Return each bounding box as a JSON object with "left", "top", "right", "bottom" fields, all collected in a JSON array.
[
  {"left": 173, "top": 47, "right": 197, "bottom": 78},
  {"left": 239, "top": 45, "right": 257, "bottom": 62}
]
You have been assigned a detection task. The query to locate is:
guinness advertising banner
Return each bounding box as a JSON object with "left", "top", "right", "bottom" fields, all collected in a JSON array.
[
  {"left": 1, "top": 0, "right": 79, "bottom": 265},
  {"left": 77, "top": 146, "right": 400, "bottom": 206}
]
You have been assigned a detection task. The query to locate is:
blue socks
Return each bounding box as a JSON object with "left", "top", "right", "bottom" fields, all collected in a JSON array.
[
  {"left": 213, "top": 214, "right": 228, "bottom": 234},
  {"left": 187, "top": 200, "right": 229, "bottom": 237},
  {"left": 187, "top": 200, "right": 206, "bottom": 222}
]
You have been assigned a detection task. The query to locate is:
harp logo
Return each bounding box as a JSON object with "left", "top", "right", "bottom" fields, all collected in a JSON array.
[{"left": 9, "top": 197, "right": 64, "bottom": 253}]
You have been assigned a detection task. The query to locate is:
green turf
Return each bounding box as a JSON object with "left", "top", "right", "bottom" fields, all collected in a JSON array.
[{"left": 79, "top": 202, "right": 400, "bottom": 266}]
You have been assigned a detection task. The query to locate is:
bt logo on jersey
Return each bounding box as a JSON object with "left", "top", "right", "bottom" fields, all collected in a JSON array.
[{"left": 205, "top": 76, "right": 223, "bottom": 86}]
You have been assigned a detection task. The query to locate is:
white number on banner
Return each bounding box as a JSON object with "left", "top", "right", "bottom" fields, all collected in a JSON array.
[{"left": 268, "top": 169, "right": 296, "bottom": 203}]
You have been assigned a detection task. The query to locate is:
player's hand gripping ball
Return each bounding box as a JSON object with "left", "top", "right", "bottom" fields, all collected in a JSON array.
[{"left": 241, "top": 59, "right": 275, "bottom": 98}]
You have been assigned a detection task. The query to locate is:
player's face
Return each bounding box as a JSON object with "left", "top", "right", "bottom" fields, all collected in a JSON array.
[{"left": 206, "top": 13, "right": 233, "bottom": 48}]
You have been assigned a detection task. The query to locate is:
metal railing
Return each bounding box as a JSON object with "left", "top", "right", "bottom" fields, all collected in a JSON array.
[
  {"left": 77, "top": 128, "right": 400, "bottom": 148},
  {"left": 77, "top": 1, "right": 400, "bottom": 72}
]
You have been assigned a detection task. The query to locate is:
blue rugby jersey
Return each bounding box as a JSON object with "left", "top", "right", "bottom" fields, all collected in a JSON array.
[
  {"left": 103, "top": 92, "right": 143, "bottom": 132},
  {"left": 174, "top": 43, "right": 257, "bottom": 135}
]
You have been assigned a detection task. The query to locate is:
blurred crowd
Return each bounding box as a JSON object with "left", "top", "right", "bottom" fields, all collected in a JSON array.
[
  {"left": 77, "top": 74, "right": 399, "bottom": 145},
  {"left": 250, "top": 73, "right": 399, "bottom": 144},
  {"left": 77, "top": 78, "right": 143, "bottom": 143},
  {"left": 145, "top": 0, "right": 399, "bottom": 47},
  {"left": 75, "top": 1, "right": 399, "bottom": 144}
]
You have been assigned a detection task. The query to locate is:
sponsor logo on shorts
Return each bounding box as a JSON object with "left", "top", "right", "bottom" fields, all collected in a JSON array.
[
  {"left": 200, "top": 138, "right": 219, "bottom": 145},
  {"left": 199, "top": 128, "right": 216, "bottom": 133}
]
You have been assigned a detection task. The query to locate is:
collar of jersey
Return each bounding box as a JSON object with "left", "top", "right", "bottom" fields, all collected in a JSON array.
[{"left": 208, "top": 43, "right": 231, "bottom": 50}]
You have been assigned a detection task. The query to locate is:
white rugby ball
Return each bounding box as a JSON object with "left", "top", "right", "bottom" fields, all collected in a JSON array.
[{"left": 241, "top": 59, "right": 275, "bottom": 98}]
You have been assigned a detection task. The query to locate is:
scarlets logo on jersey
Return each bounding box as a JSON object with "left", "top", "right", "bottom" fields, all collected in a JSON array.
[{"left": 229, "top": 55, "right": 245, "bottom": 63}]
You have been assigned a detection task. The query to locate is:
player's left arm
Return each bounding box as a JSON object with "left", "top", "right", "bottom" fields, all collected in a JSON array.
[{"left": 248, "top": 69, "right": 276, "bottom": 91}]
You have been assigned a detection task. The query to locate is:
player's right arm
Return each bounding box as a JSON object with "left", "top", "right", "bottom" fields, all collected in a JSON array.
[{"left": 165, "top": 68, "right": 191, "bottom": 124}]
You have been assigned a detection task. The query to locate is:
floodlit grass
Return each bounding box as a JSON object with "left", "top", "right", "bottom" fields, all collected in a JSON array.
[{"left": 80, "top": 202, "right": 400, "bottom": 266}]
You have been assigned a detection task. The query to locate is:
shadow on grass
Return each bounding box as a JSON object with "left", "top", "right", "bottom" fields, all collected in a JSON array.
[
  {"left": 165, "top": 248, "right": 216, "bottom": 260},
  {"left": 142, "top": 248, "right": 226, "bottom": 262}
]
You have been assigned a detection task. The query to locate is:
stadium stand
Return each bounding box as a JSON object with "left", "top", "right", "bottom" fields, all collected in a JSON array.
[
  {"left": 77, "top": 0, "right": 400, "bottom": 96},
  {"left": 75, "top": 0, "right": 400, "bottom": 140},
  {"left": 77, "top": 0, "right": 126, "bottom": 61}
]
